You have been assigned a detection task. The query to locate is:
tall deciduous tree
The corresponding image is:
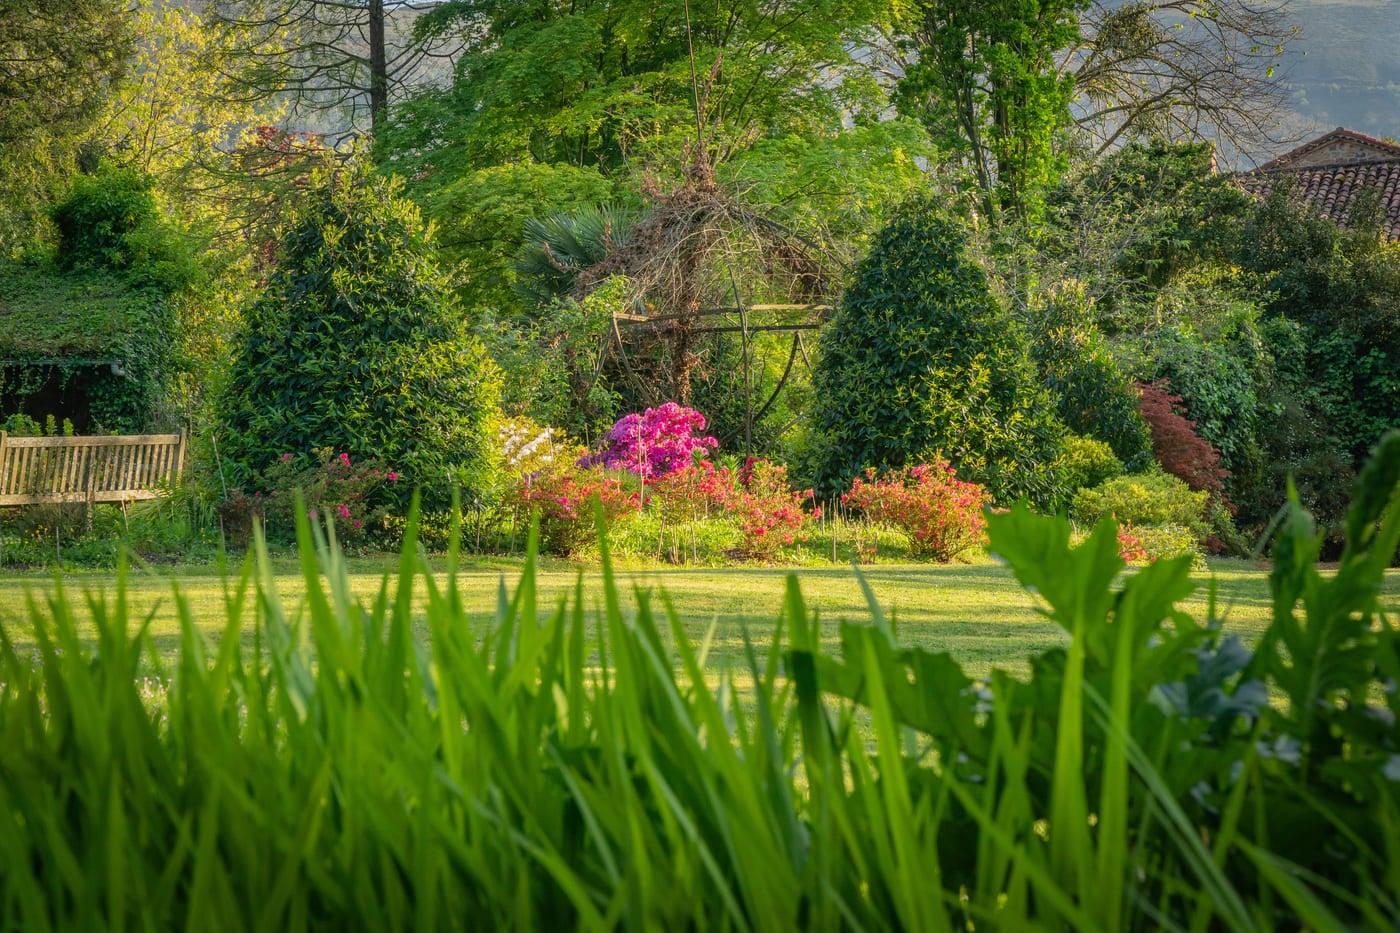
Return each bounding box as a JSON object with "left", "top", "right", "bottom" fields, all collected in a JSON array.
[
  {"left": 380, "top": 0, "right": 900, "bottom": 315},
  {"left": 210, "top": 0, "right": 460, "bottom": 139},
  {"left": 389, "top": 0, "right": 884, "bottom": 176},
  {"left": 884, "top": 0, "right": 1296, "bottom": 221},
  {"left": 895, "top": 0, "right": 1085, "bottom": 223},
  {"left": 0, "top": 0, "right": 129, "bottom": 250},
  {"left": 1067, "top": 0, "right": 1297, "bottom": 160}
]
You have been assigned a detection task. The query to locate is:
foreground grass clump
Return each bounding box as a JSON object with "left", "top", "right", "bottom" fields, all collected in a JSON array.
[{"left": 3, "top": 440, "right": 1400, "bottom": 929}]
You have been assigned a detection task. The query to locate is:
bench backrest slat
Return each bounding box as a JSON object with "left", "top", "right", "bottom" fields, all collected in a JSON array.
[{"left": 0, "top": 432, "right": 185, "bottom": 506}]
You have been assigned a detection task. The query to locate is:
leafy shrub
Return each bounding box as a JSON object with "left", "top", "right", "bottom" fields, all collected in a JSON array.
[
  {"left": 120, "top": 482, "right": 219, "bottom": 561},
  {"left": 510, "top": 463, "right": 636, "bottom": 556},
  {"left": 1060, "top": 435, "right": 1123, "bottom": 493},
  {"left": 1136, "top": 305, "right": 1267, "bottom": 485},
  {"left": 258, "top": 449, "right": 400, "bottom": 545},
  {"left": 1229, "top": 316, "right": 1357, "bottom": 540},
  {"left": 1137, "top": 380, "right": 1229, "bottom": 503},
  {"left": 727, "top": 459, "right": 815, "bottom": 559},
  {"left": 0, "top": 413, "right": 73, "bottom": 437},
  {"left": 1029, "top": 282, "right": 1152, "bottom": 470},
  {"left": 842, "top": 459, "right": 990, "bottom": 562},
  {"left": 49, "top": 165, "right": 201, "bottom": 291},
  {"left": 214, "top": 489, "right": 264, "bottom": 549},
  {"left": 810, "top": 197, "right": 1066, "bottom": 505},
  {"left": 219, "top": 165, "right": 500, "bottom": 508},
  {"left": 1071, "top": 470, "right": 1209, "bottom": 540},
  {"left": 580, "top": 402, "right": 718, "bottom": 481},
  {"left": 1115, "top": 523, "right": 1204, "bottom": 566}
]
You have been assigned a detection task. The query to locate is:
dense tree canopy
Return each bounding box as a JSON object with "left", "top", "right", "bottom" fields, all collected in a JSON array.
[
  {"left": 0, "top": 0, "right": 129, "bottom": 251},
  {"left": 0, "top": 0, "right": 128, "bottom": 148}
]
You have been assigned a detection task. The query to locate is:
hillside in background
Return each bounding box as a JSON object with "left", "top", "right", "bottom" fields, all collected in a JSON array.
[{"left": 1279, "top": 0, "right": 1400, "bottom": 154}]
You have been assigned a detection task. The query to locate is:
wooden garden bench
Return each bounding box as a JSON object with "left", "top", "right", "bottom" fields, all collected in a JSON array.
[{"left": 0, "top": 432, "right": 186, "bottom": 507}]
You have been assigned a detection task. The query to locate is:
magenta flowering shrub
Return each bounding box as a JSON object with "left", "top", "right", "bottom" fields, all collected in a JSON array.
[
  {"left": 842, "top": 459, "right": 990, "bottom": 562},
  {"left": 259, "top": 448, "right": 400, "bottom": 543},
  {"left": 579, "top": 403, "right": 718, "bottom": 481}
]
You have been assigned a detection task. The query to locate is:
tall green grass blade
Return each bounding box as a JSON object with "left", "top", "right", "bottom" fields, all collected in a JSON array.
[{"left": 1234, "top": 840, "right": 1349, "bottom": 933}]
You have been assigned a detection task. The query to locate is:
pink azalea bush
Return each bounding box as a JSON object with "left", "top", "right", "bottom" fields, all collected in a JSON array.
[
  {"left": 842, "top": 459, "right": 990, "bottom": 562},
  {"left": 511, "top": 462, "right": 637, "bottom": 557},
  {"left": 579, "top": 403, "right": 718, "bottom": 481},
  {"left": 648, "top": 460, "right": 734, "bottom": 523},
  {"left": 1117, "top": 528, "right": 1149, "bottom": 563},
  {"left": 259, "top": 448, "right": 400, "bottom": 543},
  {"left": 648, "top": 457, "right": 818, "bottom": 559},
  {"left": 727, "top": 459, "right": 818, "bottom": 560}
]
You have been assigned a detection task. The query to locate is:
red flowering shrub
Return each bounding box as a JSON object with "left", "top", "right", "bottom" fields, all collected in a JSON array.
[
  {"left": 1137, "top": 381, "right": 1230, "bottom": 505},
  {"left": 842, "top": 460, "right": 991, "bottom": 562},
  {"left": 649, "top": 461, "right": 735, "bottom": 523},
  {"left": 511, "top": 464, "right": 637, "bottom": 556},
  {"left": 260, "top": 449, "right": 399, "bottom": 543},
  {"left": 1117, "top": 528, "right": 1148, "bottom": 563},
  {"left": 726, "top": 459, "right": 817, "bottom": 559}
]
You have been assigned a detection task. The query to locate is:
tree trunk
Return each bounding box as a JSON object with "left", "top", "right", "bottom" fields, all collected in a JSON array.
[{"left": 368, "top": 0, "right": 388, "bottom": 134}]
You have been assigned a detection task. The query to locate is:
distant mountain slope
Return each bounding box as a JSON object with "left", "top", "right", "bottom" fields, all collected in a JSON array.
[{"left": 1279, "top": 0, "right": 1400, "bottom": 154}]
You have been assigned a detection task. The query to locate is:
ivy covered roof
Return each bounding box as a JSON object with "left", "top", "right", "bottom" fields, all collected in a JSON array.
[{"left": 0, "top": 261, "right": 161, "bottom": 361}]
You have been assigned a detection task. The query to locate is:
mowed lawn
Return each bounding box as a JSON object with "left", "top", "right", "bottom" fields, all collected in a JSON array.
[{"left": 2, "top": 554, "right": 1397, "bottom": 680}]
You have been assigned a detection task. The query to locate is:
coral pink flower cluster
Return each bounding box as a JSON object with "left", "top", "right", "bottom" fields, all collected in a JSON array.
[
  {"left": 842, "top": 459, "right": 989, "bottom": 562},
  {"left": 514, "top": 467, "right": 637, "bottom": 556},
  {"left": 650, "top": 457, "right": 818, "bottom": 558},
  {"left": 1116, "top": 528, "right": 1149, "bottom": 563}
]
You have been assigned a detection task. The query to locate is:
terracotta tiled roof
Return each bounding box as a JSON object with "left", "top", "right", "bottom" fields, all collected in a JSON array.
[
  {"left": 1255, "top": 127, "right": 1400, "bottom": 172},
  {"left": 1237, "top": 129, "right": 1400, "bottom": 240}
]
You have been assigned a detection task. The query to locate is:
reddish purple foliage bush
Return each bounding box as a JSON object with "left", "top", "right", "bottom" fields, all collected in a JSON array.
[{"left": 1136, "top": 381, "right": 1230, "bottom": 507}]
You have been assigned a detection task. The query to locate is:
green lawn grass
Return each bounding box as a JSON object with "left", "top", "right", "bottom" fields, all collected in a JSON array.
[{"left": 6, "top": 551, "right": 1393, "bottom": 680}]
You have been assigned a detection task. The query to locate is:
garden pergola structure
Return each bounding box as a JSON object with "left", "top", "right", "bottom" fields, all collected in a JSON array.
[{"left": 606, "top": 301, "right": 830, "bottom": 457}]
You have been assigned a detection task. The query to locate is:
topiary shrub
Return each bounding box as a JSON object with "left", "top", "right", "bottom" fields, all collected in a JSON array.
[
  {"left": 219, "top": 165, "right": 500, "bottom": 508},
  {"left": 810, "top": 197, "right": 1065, "bottom": 506}
]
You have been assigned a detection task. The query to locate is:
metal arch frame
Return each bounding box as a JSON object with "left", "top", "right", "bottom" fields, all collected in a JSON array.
[{"left": 603, "top": 303, "right": 828, "bottom": 456}]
